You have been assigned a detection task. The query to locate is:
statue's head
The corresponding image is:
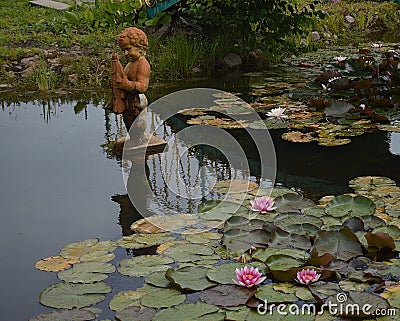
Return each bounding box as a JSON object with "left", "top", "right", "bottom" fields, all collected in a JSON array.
[{"left": 117, "top": 27, "right": 148, "bottom": 56}]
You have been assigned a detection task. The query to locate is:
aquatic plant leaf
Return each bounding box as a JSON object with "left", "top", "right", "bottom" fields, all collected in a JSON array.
[
  {"left": 339, "top": 280, "right": 370, "bottom": 292},
  {"left": 60, "top": 239, "right": 116, "bottom": 260},
  {"left": 156, "top": 240, "right": 189, "bottom": 254},
  {"left": 377, "top": 124, "right": 400, "bottom": 132},
  {"left": 114, "top": 306, "right": 156, "bottom": 321},
  {"left": 222, "top": 228, "right": 269, "bottom": 252},
  {"left": 365, "top": 232, "right": 396, "bottom": 250},
  {"left": 69, "top": 262, "right": 115, "bottom": 273},
  {"left": 131, "top": 214, "right": 200, "bottom": 233},
  {"left": 163, "top": 243, "right": 215, "bottom": 263},
  {"left": 268, "top": 229, "right": 311, "bottom": 250},
  {"left": 79, "top": 251, "right": 115, "bottom": 263},
  {"left": 325, "top": 195, "right": 375, "bottom": 218},
  {"left": 198, "top": 200, "right": 247, "bottom": 221},
  {"left": 248, "top": 187, "right": 297, "bottom": 198},
  {"left": 166, "top": 266, "right": 215, "bottom": 291},
  {"left": 213, "top": 180, "right": 259, "bottom": 194},
  {"left": 252, "top": 248, "right": 310, "bottom": 262},
  {"left": 199, "top": 284, "right": 255, "bottom": 307},
  {"left": 57, "top": 270, "right": 108, "bottom": 284},
  {"left": 326, "top": 291, "right": 389, "bottom": 317},
  {"left": 116, "top": 233, "right": 176, "bottom": 249},
  {"left": 274, "top": 193, "right": 315, "bottom": 213},
  {"left": 35, "top": 256, "right": 79, "bottom": 272},
  {"left": 281, "top": 131, "right": 316, "bottom": 143},
  {"left": 373, "top": 225, "right": 400, "bottom": 239},
  {"left": 273, "top": 213, "right": 323, "bottom": 230},
  {"left": 140, "top": 288, "right": 186, "bottom": 308},
  {"left": 311, "top": 227, "right": 364, "bottom": 261},
  {"left": 265, "top": 254, "right": 304, "bottom": 281},
  {"left": 183, "top": 230, "right": 221, "bottom": 244},
  {"left": 255, "top": 283, "right": 297, "bottom": 303},
  {"left": 248, "top": 119, "right": 288, "bottom": 130},
  {"left": 324, "top": 101, "right": 353, "bottom": 117},
  {"left": 308, "top": 281, "right": 341, "bottom": 304},
  {"left": 118, "top": 255, "right": 173, "bottom": 277},
  {"left": 152, "top": 302, "right": 219, "bottom": 321},
  {"left": 109, "top": 291, "right": 144, "bottom": 311},
  {"left": 28, "top": 309, "right": 95, "bottom": 321},
  {"left": 39, "top": 282, "right": 111, "bottom": 309},
  {"left": 145, "top": 271, "right": 171, "bottom": 288},
  {"left": 349, "top": 176, "right": 397, "bottom": 191},
  {"left": 317, "top": 137, "right": 351, "bottom": 146},
  {"left": 206, "top": 262, "right": 266, "bottom": 285}
]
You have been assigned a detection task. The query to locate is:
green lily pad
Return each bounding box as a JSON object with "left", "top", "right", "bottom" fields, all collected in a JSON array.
[
  {"left": 268, "top": 229, "right": 311, "bottom": 250},
  {"left": 199, "top": 284, "right": 256, "bottom": 307},
  {"left": 324, "top": 101, "right": 353, "bottom": 117},
  {"left": 198, "top": 200, "right": 247, "bottom": 221},
  {"left": 79, "top": 251, "right": 115, "bottom": 263},
  {"left": 265, "top": 254, "right": 304, "bottom": 281},
  {"left": 163, "top": 243, "right": 215, "bottom": 263},
  {"left": 131, "top": 214, "right": 200, "bottom": 233},
  {"left": 116, "top": 233, "right": 176, "bottom": 249},
  {"left": 206, "top": 262, "right": 266, "bottom": 285},
  {"left": 325, "top": 195, "right": 376, "bottom": 218},
  {"left": 118, "top": 255, "right": 174, "bottom": 277},
  {"left": 249, "top": 187, "right": 297, "bottom": 198},
  {"left": 317, "top": 137, "right": 351, "bottom": 146},
  {"left": 140, "top": 287, "right": 186, "bottom": 308},
  {"left": 311, "top": 227, "right": 364, "bottom": 261},
  {"left": 281, "top": 131, "right": 316, "bottom": 143},
  {"left": 252, "top": 248, "right": 310, "bottom": 262},
  {"left": 183, "top": 230, "right": 221, "bottom": 244},
  {"left": 109, "top": 290, "right": 144, "bottom": 312},
  {"left": 222, "top": 228, "right": 269, "bottom": 252},
  {"left": 28, "top": 309, "right": 95, "bottom": 321},
  {"left": 273, "top": 193, "right": 315, "bottom": 213},
  {"left": 152, "top": 302, "right": 220, "bottom": 321},
  {"left": 166, "top": 266, "right": 216, "bottom": 291},
  {"left": 255, "top": 283, "right": 297, "bottom": 303},
  {"left": 145, "top": 271, "right": 171, "bottom": 288},
  {"left": 60, "top": 239, "right": 116, "bottom": 260},
  {"left": 114, "top": 306, "right": 156, "bottom": 321},
  {"left": 57, "top": 270, "right": 108, "bottom": 284},
  {"left": 349, "top": 176, "right": 397, "bottom": 192},
  {"left": 273, "top": 213, "right": 323, "bottom": 230},
  {"left": 248, "top": 119, "right": 289, "bottom": 130},
  {"left": 339, "top": 280, "right": 370, "bottom": 292},
  {"left": 39, "top": 282, "right": 111, "bottom": 309},
  {"left": 213, "top": 180, "right": 259, "bottom": 194}
]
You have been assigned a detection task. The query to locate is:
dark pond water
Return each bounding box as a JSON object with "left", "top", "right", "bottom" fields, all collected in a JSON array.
[{"left": 1, "top": 72, "right": 400, "bottom": 320}]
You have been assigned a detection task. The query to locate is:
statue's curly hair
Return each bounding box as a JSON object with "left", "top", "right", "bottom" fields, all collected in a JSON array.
[{"left": 117, "top": 27, "right": 148, "bottom": 56}]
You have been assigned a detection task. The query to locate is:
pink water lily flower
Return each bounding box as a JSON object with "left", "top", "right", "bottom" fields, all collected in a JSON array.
[
  {"left": 295, "top": 268, "right": 321, "bottom": 285},
  {"left": 250, "top": 196, "right": 277, "bottom": 213},
  {"left": 233, "top": 266, "right": 266, "bottom": 288}
]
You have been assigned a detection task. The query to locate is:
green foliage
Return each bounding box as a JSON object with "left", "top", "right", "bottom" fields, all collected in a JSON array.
[
  {"left": 35, "top": 61, "right": 57, "bottom": 91},
  {"left": 180, "top": 0, "right": 324, "bottom": 54}
]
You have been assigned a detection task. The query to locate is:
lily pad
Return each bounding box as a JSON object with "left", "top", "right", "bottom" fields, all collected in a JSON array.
[
  {"left": 252, "top": 248, "right": 310, "bottom": 262},
  {"left": 248, "top": 119, "right": 288, "bottom": 130},
  {"left": 199, "top": 284, "right": 256, "bottom": 307},
  {"left": 60, "top": 239, "right": 116, "bottom": 260},
  {"left": 265, "top": 254, "right": 304, "bottom": 281},
  {"left": 131, "top": 214, "right": 200, "bottom": 233},
  {"left": 255, "top": 283, "right": 298, "bottom": 303},
  {"left": 165, "top": 266, "right": 216, "bottom": 291},
  {"left": 213, "top": 180, "right": 259, "bottom": 194},
  {"left": 311, "top": 227, "right": 364, "bottom": 261},
  {"left": 109, "top": 291, "right": 144, "bottom": 312},
  {"left": 325, "top": 195, "right": 375, "bottom": 218},
  {"left": 183, "top": 230, "right": 221, "bottom": 244},
  {"left": 28, "top": 309, "right": 95, "bottom": 321},
  {"left": 273, "top": 213, "right": 323, "bottom": 230},
  {"left": 281, "top": 131, "right": 316, "bottom": 143},
  {"left": 118, "top": 255, "right": 174, "bottom": 277},
  {"left": 152, "top": 302, "right": 220, "bottom": 321},
  {"left": 140, "top": 287, "right": 186, "bottom": 308},
  {"left": 145, "top": 271, "right": 171, "bottom": 288},
  {"left": 116, "top": 233, "right": 176, "bottom": 249},
  {"left": 39, "top": 282, "right": 111, "bottom": 309},
  {"left": 222, "top": 228, "right": 269, "bottom": 252},
  {"left": 35, "top": 256, "right": 79, "bottom": 272},
  {"left": 114, "top": 306, "right": 156, "bottom": 321},
  {"left": 317, "top": 137, "right": 351, "bottom": 146},
  {"left": 163, "top": 243, "right": 215, "bottom": 263},
  {"left": 273, "top": 193, "right": 315, "bottom": 213},
  {"left": 79, "top": 251, "right": 115, "bottom": 263},
  {"left": 198, "top": 200, "right": 247, "bottom": 221},
  {"left": 57, "top": 270, "right": 108, "bottom": 284}
]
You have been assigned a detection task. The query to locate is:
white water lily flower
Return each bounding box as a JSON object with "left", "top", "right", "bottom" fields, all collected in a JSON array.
[
  {"left": 266, "top": 107, "right": 288, "bottom": 120},
  {"left": 372, "top": 43, "right": 382, "bottom": 48},
  {"left": 335, "top": 56, "right": 347, "bottom": 62}
]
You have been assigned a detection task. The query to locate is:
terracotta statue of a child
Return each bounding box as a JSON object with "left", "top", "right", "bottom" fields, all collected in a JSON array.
[{"left": 107, "top": 27, "right": 151, "bottom": 143}]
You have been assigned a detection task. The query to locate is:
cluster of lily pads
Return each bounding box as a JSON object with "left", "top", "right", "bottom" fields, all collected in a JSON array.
[
  {"left": 177, "top": 43, "right": 400, "bottom": 147},
  {"left": 31, "top": 176, "right": 400, "bottom": 321}
]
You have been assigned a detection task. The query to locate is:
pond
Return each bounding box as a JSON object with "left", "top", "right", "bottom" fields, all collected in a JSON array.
[{"left": 1, "top": 49, "right": 400, "bottom": 320}]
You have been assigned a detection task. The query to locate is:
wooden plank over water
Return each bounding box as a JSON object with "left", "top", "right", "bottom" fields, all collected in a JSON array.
[{"left": 29, "top": 0, "right": 70, "bottom": 10}]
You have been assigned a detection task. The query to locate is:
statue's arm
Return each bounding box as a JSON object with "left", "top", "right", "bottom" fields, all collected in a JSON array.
[{"left": 116, "top": 58, "right": 150, "bottom": 93}]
